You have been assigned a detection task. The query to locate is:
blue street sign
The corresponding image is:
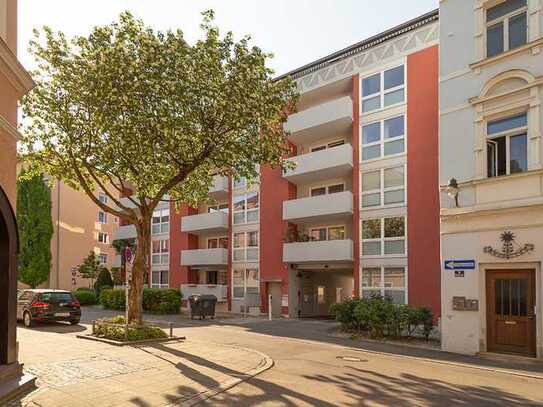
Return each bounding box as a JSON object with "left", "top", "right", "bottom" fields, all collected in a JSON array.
[{"left": 444, "top": 260, "right": 475, "bottom": 270}]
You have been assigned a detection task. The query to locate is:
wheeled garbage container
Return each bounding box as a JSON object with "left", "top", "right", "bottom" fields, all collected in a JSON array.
[{"left": 188, "top": 294, "right": 217, "bottom": 320}]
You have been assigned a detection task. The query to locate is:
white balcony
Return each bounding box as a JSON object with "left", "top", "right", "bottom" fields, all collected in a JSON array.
[
  {"left": 180, "top": 284, "right": 228, "bottom": 302},
  {"left": 115, "top": 224, "right": 137, "bottom": 240},
  {"left": 283, "top": 191, "right": 353, "bottom": 224},
  {"left": 209, "top": 175, "right": 229, "bottom": 198},
  {"left": 283, "top": 144, "right": 353, "bottom": 184},
  {"left": 181, "top": 211, "right": 228, "bottom": 234},
  {"left": 283, "top": 239, "right": 354, "bottom": 263},
  {"left": 284, "top": 96, "right": 353, "bottom": 144},
  {"left": 181, "top": 248, "right": 228, "bottom": 267}
]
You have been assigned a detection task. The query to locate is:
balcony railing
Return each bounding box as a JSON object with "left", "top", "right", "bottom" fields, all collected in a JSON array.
[
  {"left": 115, "top": 224, "right": 137, "bottom": 240},
  {"left": 181, "top": 211, "right": 228, "bottom": 234},
  {"left": 283, "top": 191, "right": 353, "bottom": 223},
  {"left": 180, "top": 284, "right": 228, "bottom": 302},
  {"left": 180, "top": 248, "right": 228, "bottom": 266},
  {"left": 283, "top": 239, "right": 354, "bottom": 263}
]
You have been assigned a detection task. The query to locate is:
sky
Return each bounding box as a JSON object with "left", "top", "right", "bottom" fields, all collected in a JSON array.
[{"left": 18, "top": 0, "right": 437, "bottom": 77}]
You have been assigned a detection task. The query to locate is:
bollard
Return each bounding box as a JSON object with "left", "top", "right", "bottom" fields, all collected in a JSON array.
[
  {"left": 169, "top": 322, "right": 173, "bottom": 338},
  {"left": 268, "top": 294, "right": 272, "bottom": 321},
  {"left": 92, "top": 320, "right": 95, "bottom": 334}
]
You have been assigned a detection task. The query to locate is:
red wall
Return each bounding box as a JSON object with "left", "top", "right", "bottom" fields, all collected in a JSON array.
[
  {"left": 406, "top": 45, "right": 441, "bottom": 318},
  {"left": 352, "top": 75, "right": 361, "bottom": 298},
  {"left": 169, "top": 204, "right": 198, "bottom": 290}
]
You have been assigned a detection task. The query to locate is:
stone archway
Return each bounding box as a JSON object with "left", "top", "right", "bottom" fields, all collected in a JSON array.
[{"left": 0, "top": 184, "right": 18, "bottom": 366}]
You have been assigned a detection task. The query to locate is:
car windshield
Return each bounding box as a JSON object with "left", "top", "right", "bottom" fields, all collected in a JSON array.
[{"left": 39, "top": 292, "right": 73, "bottom": 302}]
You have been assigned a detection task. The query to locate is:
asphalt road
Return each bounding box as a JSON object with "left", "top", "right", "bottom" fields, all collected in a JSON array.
[{"left": 79, "top": 308, "right": 543, "bottom": 406}]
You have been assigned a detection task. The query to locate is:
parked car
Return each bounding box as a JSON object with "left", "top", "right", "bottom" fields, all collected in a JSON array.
[{"left": 17, "top": 289, "right": 81, "bottom": 327}]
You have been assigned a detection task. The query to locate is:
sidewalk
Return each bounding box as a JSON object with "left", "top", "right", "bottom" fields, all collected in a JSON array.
[{"left": 15, "top": 326, "right": 272, "bottom": 406}]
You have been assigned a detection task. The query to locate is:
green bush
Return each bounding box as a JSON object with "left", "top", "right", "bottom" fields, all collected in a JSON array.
[
  {"left": 99, "top": 288, "right": 181, "bottom": 314},
  {"left": 73, "top": 289, "right": 97, "bottom": 305},
  {"left": 76, "top": 286, "right": 94, "bottom": 292},
  {"left": 94, "top": 268, "right": 114, "bottom": 294},
  {"left": 94, "top": 316, "right": 167, "bottom": 341},
  {"left": 330, "top": 297, "right": 365, "bottom": 331}
]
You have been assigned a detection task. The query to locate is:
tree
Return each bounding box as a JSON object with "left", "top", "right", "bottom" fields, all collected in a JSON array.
[
  {"left": 77, "top": 251, "right": 105, "bottom": 289},
  {"left": 20, "top": 11, "right": 297, "bottom": 323},
  {"left": 94, "top": 267, "right": 114, "bottom": 294},
  {"left": 16, "top": 172, "right": 53, "bottom": 288}
]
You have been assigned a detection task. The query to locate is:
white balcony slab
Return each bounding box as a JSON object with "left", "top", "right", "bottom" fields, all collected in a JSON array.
[
  {"left": 283, "top": 239, "right": 353, "bottom": 263},
  {"left": 181, "top": 211, "right": 228, "bottom": 234},
  {"left": 209, "top": 175, "right": 229, "bottom": 198},
  {"left": 115, "top": 224, "right": 136, "bottom": 240},
  {"left": 180, "top": 284, "right": 228, "bottom": 302},
  {"left": 283, "top": 191, "right": 353, "bottom": 223},
  {"left": 284, "top": 96, "right": 353, "bottom": 144},
  {"left": 283, "top": 143, "right": 353, "bottom": 184},
  {"left": 181, "top": 248, "right": 228, "bottom": 267}
]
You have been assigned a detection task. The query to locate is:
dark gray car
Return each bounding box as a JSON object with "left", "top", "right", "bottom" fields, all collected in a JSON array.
[{"left": 17, "top": 289, "right": 81, "bottom": 327}]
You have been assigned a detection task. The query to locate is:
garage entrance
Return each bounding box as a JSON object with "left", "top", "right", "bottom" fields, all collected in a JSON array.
[{"left": 297, "top": 269, "right": 352, "bottom": 318}]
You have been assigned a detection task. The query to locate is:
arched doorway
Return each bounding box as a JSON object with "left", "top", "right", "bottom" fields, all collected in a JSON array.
[{"left": 0, "top": 184, "right": 18, "bottom": 366}]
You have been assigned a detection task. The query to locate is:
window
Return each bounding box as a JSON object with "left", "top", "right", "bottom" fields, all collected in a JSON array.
[
  {"left": 486, "top": 0, "right": 527, "bottom": 58},
  {"left": 362, "top": 217, "right": 406, "bottom": 256},
  {"left": 207, "top": 237, "right": 228, "bottom": 249},
  {"left": 309, "top": 225, "right": 346, "bottom": 241},
  {"left": 362, "top": 115, "right": 405, "bottom": 161},
  {"left": 207, "top": 203, "right": 229, "bottom": 213},
  {"left": 317, "top": 286, "right": 326, "bottom": 304},
  {"left": 233, "top": 192, "right": 259, "bottom": 224},
  {"left": 311, "top": 139, "right": 345, "bottom": 152},
  {"left": 233, "top": 267, "right": 259, "bottom": 298},
  {"left": 361, "top": 65, "right": 405, "bottom": 113},
  {"left": 152, "top": 239, "right": 169, "bottom": 265},
  {"left": 98, "top": 192, "right": 108, "bottom": 204},
  {"left": 486, "top": 113, "right": 527, "bottom": 177},
  {"left": 362, "top": 266, "right": 406, "bottom": 304},
  {"left": 310, "top": 184, "right": 345, "bottom": 197},
  {"left": 361, "top": 166, "right": 405, "bottom": 208},
  {"left": 98, "top": 210, "right": 107, "bottom": 224},
  {"left": 152, "top": 209, "right": 169, "bottom": 235},
  {"left": 233, "top": 177, "right": 246, "bottom": 189},
  {"left": 97, "top": 253, "right": 108, "bottom": 265},
  {"left": 233, "top": 231, "right": 259, "bottom": 262},
  {"left": 152, "top": 270, "right": 169, "bottom": 289},
  {"left": 97, "top": 232, "right": 108, "bottom": 244}
]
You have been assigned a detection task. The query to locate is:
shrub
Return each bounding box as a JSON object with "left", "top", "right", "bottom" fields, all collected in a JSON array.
[
  {"left": 73, "top": 289, "right": 97, "bottom": 305},
  {"left": 94, "top": 268, "right": 114, "bottom": 294},
  {"left": 94, "top": 316, "right": 167, "bottom": 341},
  {"left": 100, "top": 288, "right": 181, "bottom": 314},
  {"left": 330, "top": 298, "right": 365, "bottom": 331},
  {"left": 76, "top": 286, "right": 94, "bottom": 292}
]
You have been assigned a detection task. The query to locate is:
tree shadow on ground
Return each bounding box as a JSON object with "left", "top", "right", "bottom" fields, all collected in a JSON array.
[{"left": 17, "top": 321, "right": 86, "bottom": 334}]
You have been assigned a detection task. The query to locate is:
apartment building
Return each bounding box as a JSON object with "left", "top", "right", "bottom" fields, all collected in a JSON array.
[
  {"left": 440, "top": 0, "right": 543, "bottom": 358},
  {"left": 112, "top": 10, "right": 442, "bottom": 319},
  {"left": 0, "top": 0, "right": 36, "bottom": 401}
]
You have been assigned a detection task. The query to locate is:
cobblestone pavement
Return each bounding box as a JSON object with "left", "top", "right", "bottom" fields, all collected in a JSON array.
[{"left": 15, "top": 324, "right": 271, "bottom": 407}]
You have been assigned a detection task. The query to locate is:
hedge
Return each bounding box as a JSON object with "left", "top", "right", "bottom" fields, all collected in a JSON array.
[
  {"left": 72, "top": 289, "right": 97, "bottom": 305},
  {"left": 99, "top": 288, "right": 181, "bottom": 314},
  {"left": 330, "top": 295, "right": 434, "bottom": 340}
]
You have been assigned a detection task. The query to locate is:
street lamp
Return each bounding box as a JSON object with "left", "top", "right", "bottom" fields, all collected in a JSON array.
[{"left": 446, "top": 178, "right": 459, "bottom": 208}]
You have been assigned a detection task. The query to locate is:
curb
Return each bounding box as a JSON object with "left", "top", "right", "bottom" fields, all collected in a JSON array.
[{"left": 174, "top": 345, "right": 274, "bottom": 406}]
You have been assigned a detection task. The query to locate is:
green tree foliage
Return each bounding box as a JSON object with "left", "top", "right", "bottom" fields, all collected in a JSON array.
[
  {"left": 77, "top": 251, "right": 105, "bottom": 289},
  {"left": 20, "top": 11, "right": 297, "bottom": 323},
  {"left": 16, "top": 172, "right": 53, "bottom": 288},
  {"left": 94, "top": 267, "right": 114, "bottom": 293}
]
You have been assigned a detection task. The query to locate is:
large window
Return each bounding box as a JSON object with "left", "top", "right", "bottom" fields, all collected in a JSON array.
[
  {"left": 233, "top": 192, "right": 259, "bottom": 224},
  {"left": 98, "top": 192, "right": 108, "bottom": 204},
  {"left": 361, "top": 65, "right": 405, "bottom": 113},
  {"left": 362, "top": 217, "right": 406, "bottom": 256},
  {"left": 361, "top": 166, "right": 405, "bottom": 208},
  {"left": 152, "top": 239, "right": 169, "bottom": 265},
  {"left": 233, "top": 231, "right": 259, "bottom": 262},
  {"left": 310, "top": 183, "right": 345, "bottom": 197},
  {"left": 152, "top": 209, "right": 169, "bottom": 235},
  {"left": 152, "top": 270, "right": 169, "bottom": 289},
  {"left": 310, "top": 139, "right": 345, "bottom": 152},
  {"left": 97, "top": 232, "right": 108, "bottom": 244},
  {"left": 98, "top": 210, "right": 107, "bottom": 224},
  {"left": 309, "top": 226, "right": 346, "bottom": 241},
  {"left": 207, "top": 237, "right": 228, "bottom": 249},
  {"left": 486, "top": 112, "right": 527, "bottom": 177},
  {"left": 362, "top": 266, "right": 406, "bottom": 304},
  {"left": 486, "top": 0, "right": 527, "bottom": 58},
  {"left": 361, "top": 115, "right": 405, "bottom": 161},
  {"left": 233, "top": 268, "right": 259, "bottom": 299}
]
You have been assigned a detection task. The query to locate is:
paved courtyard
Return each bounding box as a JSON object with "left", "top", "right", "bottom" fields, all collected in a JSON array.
[{"left": 13, "top": 308, "right": 543, "bottom": 406}]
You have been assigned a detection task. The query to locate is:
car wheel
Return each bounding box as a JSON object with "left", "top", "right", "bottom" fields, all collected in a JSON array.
[
  {"left": 23, "top": 311, "right": 34, "bottom": 328},
  {"left": 69, "top": 319, "right": 80, "bottom": 325}
]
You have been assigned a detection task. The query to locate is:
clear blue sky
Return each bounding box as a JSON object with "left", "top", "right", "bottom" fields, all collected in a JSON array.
[{"left": 19, "top": 0, "right": 437, "bottom": 76}]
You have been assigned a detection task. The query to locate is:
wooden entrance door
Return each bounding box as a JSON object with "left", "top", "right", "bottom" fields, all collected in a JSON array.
[{"left": 486, "top": 270, "right": 536, "bottom": 357}]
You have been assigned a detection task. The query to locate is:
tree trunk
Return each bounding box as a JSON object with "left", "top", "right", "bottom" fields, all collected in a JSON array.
[{"left": 128, "top": 216, "right": 151, "bottom": 324}]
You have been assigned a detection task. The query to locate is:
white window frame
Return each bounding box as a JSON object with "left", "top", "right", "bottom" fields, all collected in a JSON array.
[
  {"left": 486, "top": 113, "right": 528, "bottom": 177},
  {"left": 97, "top": 232, "right": 108, "bottom": 244},
  {"left": 361, "top": 216, "right": 407, "bottom": 257},
  {"left": 361, "top": 64, "right": 406, "bottom": 114},
  {"left": 232, "top": 267, "right": 260, "bottom": 299},
  {"left": 97, "top": 253, "right": 108, "bottom": 265},
  {"left": 233, "top": 192, "right": 259, "bottom": 225},
  {"left": 485, "top": 0, "right": 528, "bottom": 57},
  {"left": 361, "top": 165, "right": 406, "bottom": 208},
  {"left": 97, "top": 210, "right": 107, "bottom": 224},
  {"left": 233, "top": 231, "right": 259, "bottom": 262},
  {"left": 361, "top": 266, "right": 407, "bottom": 304},
  {"left": 151, "top": 270, "right": 169, "bottom": 289},
  {"left": 151, "top": 239, "right": 169, "bottom": 266},
  {"left": 361, "top": 114, "right": 406, "bottom": 162},
  {"left": 152, "top": 209, "right": 170, "bottom": 235},
  {"left": 98, "top": 192, "right": 108, "bottom": 204},
  {"left": 310, "top": 183, "right": 345, "bottom": 197},
  {"left": 309, "top": 225, "right": 346, "bottom": 241}
]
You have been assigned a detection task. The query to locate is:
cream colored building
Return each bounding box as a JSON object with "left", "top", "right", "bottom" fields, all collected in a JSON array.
[{"left": 440, "top": 0, "right": 543, "bottom": 358}]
